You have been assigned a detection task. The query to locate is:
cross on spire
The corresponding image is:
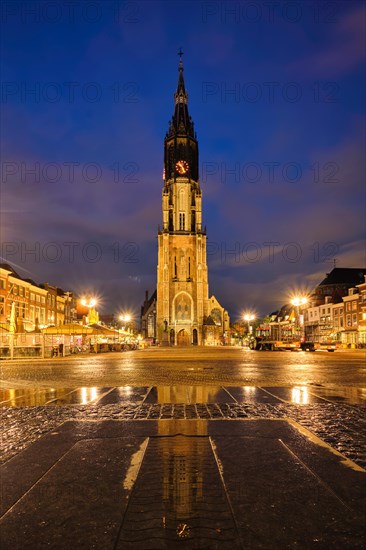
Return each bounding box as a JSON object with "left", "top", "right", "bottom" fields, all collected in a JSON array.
[{"left": 175, "top": 48, "right": 186, "bottom": 101}]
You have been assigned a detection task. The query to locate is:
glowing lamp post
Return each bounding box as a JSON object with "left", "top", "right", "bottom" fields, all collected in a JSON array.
[
  {"left": 81, "top": 298, "right": 96, "bottom": 308},
  {"left": 243, "top": 314, "right": 255, "bottom": 338},
  {"left": 81, "top": 298, "right": 98, "bottom": 325},
  {"left": 291, "top": 296, "right": 308, "bottom": 341},
  {"left": 119, "top": 314, "right": 132, "bottom": 332}
]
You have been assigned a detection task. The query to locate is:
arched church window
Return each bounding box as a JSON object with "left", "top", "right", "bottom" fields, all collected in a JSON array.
[
  {"left": 179, "top": 189, "right": 186, "bottom": 210},
  {"left": 179, "top": 213, "right": 185, "bottom": 230},
  {"left": 175, "top": 294, "right": 191, "bottom": 321},
  {"left": 211, "top": 308, "right": 222, "bottom": 326}
]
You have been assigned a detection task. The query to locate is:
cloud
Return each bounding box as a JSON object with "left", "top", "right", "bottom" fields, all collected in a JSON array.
[{"left": 290, "top": 6, "right": 366, "bottom": 78}]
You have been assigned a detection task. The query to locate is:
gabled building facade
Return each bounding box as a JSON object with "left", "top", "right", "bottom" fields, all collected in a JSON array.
[
  {"left": 0, "top": 264, "right": 75, "bottom": 332},
  {"left": 357, "top": 276, "right": 366, "bottom": 345},
  {"left": 311, "top": 268, "right": 366, "bottom": 305},
  {"left": 342, "top": 287, "right": 360, "bottom": 344}
]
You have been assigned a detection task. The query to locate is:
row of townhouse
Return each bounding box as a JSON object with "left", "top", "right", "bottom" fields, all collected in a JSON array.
[
  {"left": 0, "top": 264, "right": 77, "bottom": 332},
  {"left": 304, "top": 278, "right": 366, "bottom": 345},
  {"left": 259, "top": 269, "right": 366, "bottom": 347}
]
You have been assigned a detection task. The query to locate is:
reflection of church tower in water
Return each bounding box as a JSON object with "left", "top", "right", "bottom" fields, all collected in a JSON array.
[{"left": 156, "top": 53, "right": 229, "bottom": 345}]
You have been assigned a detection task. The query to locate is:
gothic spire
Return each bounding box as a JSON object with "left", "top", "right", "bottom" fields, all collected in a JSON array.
[
  {"left": 168, "top": 50, "right": 194, "bottom": 137},
  {"left": 175, "top": 48, "right": 187, "bottom": 101},
  {"left": 164, "top": 51, "right": 199, "bottom": 184}
]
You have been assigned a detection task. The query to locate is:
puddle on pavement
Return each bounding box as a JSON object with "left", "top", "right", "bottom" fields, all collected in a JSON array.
[
  {"left": 94, "top": 386, "right": 150, "bottom": 405},
  {"left": 226, "top": 386, "right": 282, "bottom": 403},
  {"left": 308, "top": 386, "right": 366, "bottom": 406},
  {"left": 0, "top": 387, "right": 153, "bottom": 407},
  {"left": 0, "top": 387, "right": 106, "bottom": 407},
  {"left": 0, "top": 386, "right": 232, "bottom": 407},
  {"left": 1, "top": 385, "right": 365, "bottom": 407},
  {"left": 261, "top": 386, "right": 325, "bottom": 404},
  {"left": 145, "top": 386, "right": 233, "bottom": 404},
  {"left": 117, "top": 419, "right": 240, "bottom": 548},
  {"left": 261, "top": 386, "right": 366, "bottom": 405}
]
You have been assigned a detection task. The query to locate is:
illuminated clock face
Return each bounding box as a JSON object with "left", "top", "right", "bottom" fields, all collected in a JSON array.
[{"left": 175, "top": 160, "right": 189, "bottom": 175}]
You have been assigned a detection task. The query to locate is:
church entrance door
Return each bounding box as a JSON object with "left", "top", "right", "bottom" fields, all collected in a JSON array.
[{"left": 177, "top": 329, "right": 190, "bottom": 346}]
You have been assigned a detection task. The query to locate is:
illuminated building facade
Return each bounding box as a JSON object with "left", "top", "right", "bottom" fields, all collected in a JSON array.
[
  {"left": 156, "top": 55, "right": 229, "bottom": 345},
  {"left": 0, "top": 263, "right": 76, "bottom": 331}
]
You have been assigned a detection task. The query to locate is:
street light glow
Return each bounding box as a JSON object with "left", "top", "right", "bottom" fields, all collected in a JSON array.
[
  {"left": 119, "top": 314, "right": 132, "bottom": 323},
  {"left": 291, "top": 297, "right": 308, "bottom": 307},
  {"left": 81, "top": 298, "right": 97, "bottom": 308},
  {"left": 243, "top": 312, "right": 255, "bottom": 338},
  {"left": 243, "top": 314, "right": 255, "bottom": 322}
]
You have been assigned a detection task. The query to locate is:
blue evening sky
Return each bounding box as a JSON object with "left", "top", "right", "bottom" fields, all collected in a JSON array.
[{"left": 1, "top": 0, "right": 365, "bottom": 319}]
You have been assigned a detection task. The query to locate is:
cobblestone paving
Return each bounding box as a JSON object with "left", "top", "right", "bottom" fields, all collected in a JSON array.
[{"left": 1, "top": 402, "right": 365, "bottom": 468}]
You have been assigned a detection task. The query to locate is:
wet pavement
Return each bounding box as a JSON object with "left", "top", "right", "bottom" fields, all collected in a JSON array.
[
  {"left": 0, "top": 348, "right": 365, "bottom": 548},
  {"left": 1, "top": 347, "right": 365, "bottom": 388},
  {"left": 2, "top": 399, "right": 365, "bottom": 468},
  {"left": 1, "top": 419, "right": 365, "bottom": 549},
  {"left": 2, "top": 384, "right": 365, "bottom": 407}
]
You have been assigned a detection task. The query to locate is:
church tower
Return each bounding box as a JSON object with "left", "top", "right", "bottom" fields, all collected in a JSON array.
[{"left": 156, "top": 54, "right": 212, "bottom": 346}]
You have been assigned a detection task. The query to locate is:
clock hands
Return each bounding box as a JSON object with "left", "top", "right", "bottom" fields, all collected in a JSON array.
[{"left": 175, "top": 160, "right": 189, "bottom": 175}]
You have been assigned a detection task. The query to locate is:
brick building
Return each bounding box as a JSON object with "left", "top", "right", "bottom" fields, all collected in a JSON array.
[{"left": 0, "top": 264, "right": 75, "bottom": 332}]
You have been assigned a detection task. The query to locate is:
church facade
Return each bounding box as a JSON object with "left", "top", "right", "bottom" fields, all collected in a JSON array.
[{"left": 154, "top": 56, "right": 229, "bottom": 346}]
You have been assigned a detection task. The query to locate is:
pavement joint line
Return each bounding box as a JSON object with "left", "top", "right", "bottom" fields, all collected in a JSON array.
[
  {"left": 305, "top": 389, "right": 345, "bottom": 405},
  {"left": 44, "top": 387, "right": 80, "bottom": 406},
  {"left": 285, "top": 418, "right": 366, "bottom": 473},
  {"left": 259, "top": 387, "right": 288, "bottom": 403},
  {"left": 141, "top": 386, "right": 153, "bottom": 403},
  {"left": 209, "top": 436, "right": 245, "bottom": 550},
  {"left": 112, "top": 437, "right": 150, "bottom": 550},
  {"left": 221, "top": 386, "right": 238, "bottom": 403},
  {"left": 0, "top": 439, "right": 80, "bottom": 522},
  {"left": 93, "top": 387, "right": 117, "bottom": 405},
  {"left": 277, "top": 437, "right": 356, "bottom": 514},
  {"left": 0, "top": 393, "right": 26, "bottom": 406}
]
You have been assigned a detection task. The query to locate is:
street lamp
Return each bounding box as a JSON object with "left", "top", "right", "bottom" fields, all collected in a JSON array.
[
  {"left": 243, "top": 314, "right": 255, "bottom": 337},
  {"left": 81, "top": 298, "right": 97, "bottom": 308},
  {"left": 291, "top": 297, "right": 308, "bottom": 308},
  {"left": 290, "top": 296, "right": 308, "bottom": 341},
  {"left": 119, "top": 314, "right": 132, "bottom": 331},
  {"left": 81, "top": 297, "right": 98, "bottom": 325}
]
